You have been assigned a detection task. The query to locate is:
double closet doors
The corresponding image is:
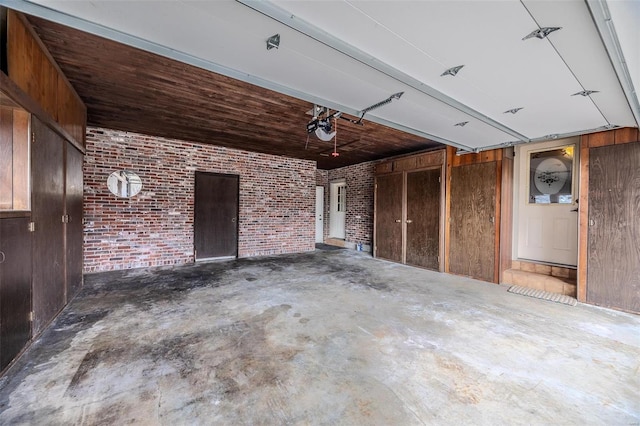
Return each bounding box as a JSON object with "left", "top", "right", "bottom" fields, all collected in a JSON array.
[{"left": 374, "top": 167, "right": 443, "bottom": 270}]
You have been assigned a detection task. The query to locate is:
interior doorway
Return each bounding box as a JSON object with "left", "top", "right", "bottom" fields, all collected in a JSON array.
[
  {"left": 329, "top": 180, "right": 346, "bottom": 239},
  {"left": 315, "top": 186, "right": 324, "bottom": 243},
  {"left": 515, "top": 138, "right": 579, "bottom": 266},
  {"left": 194, "top": 172, "right": 239, "bottom": 260}
]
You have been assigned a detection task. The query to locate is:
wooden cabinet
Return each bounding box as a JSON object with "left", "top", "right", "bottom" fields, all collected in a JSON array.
[
  {"left": 0, "top": 216, "right": 32, "bottom": 371},
  {"left": 374, "top": 150, "right": 445, "bottom": 270}
]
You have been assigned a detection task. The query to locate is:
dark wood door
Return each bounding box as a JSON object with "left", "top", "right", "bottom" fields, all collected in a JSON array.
[
  {"left": 587, "top": 143, "right": 640, "bottom": 313},
  {"left": 449, "top": 162, "right": 497, "bottom": 282},
  {"left": 194, "top": 172, "right": 239, "bottom": 259},
  {"left": 65, "top": 143, "right": 84, "bottom": 299},
  {"left": 374, "top": 173, "right": 403, "bottom": 262},
  {"left": 0, "top": 217, "right": 32, "bottom": 371},
  {"left": 406, "top": 169, "right": 440, "bottom": 270},
  {"left": 31, "top": 117, "right": 65, "bottom": 334}
]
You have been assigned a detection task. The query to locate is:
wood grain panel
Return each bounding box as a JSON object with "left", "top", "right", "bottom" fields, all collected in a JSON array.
[
  {"left": 375, "top": 162, "right": 393, "bottom": 175},
  {"left": 449, "top": 162, "right": 497, "bottom": 282},
  {"left": 415, "top": 150, "right": 444, "bottom": 169},
  {"left": 451, "top": 148, "right": 502, "bottom": 167},
  {"left": 374, "top": 173, "right": 403, "bottom": 262},
  {"left": 27, "top": 16, "right": 440, "bottom": 169},
  {"left": 406, "top": 168, "right": 440, "bottom": 270},
  {"left": 31, "top": 116, "right": 65, "bottom": 334},
  {"left": 577, "top": 136, "right": 590, "bottom": 302},
  {"left": 194, "top": 173, "right": 239, "bottom": 259},
  {"left": 65, "top": 143, "right": 84, "bottom": 299},
  {"left": 0, "top": 217, "right": 32, "bottom": 371},
  {"left": 587, "top": 142, "right": 640, "bottom": 313},
  {"left": 12, "top": 109, "right": 29, "bottom": 210},
  {"left": 7, "top": 11, "right": 86, "bottom": 148},
  {"left": 499, "top": 152, "right": 514, "bottom": 282},
  {"left": 0, "top": 107, "right": 13, "bottom": 209},
  {"left": 614, "top": 127, "right": 639, "bottom": 145}
]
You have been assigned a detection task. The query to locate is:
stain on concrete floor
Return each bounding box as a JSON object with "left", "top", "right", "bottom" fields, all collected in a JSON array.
[{"left": 1, "top": 250, "right": 639, "bottom": 424}]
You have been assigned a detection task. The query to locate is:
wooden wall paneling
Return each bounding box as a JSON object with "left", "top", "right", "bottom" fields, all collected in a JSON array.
[
  {"left": 375, "top": 162, "right": 393, "bottom": 175},
  {"left": 448, "top": 161, "right": 497, "bottom": 282},
  {"left": 586, "top": 142, "right": 640, "bottom": 313},
  {"left": 444, "top": 146, "right": 455, "bottom": 273},
  {"left": 374, "top": 173, "right": 403, "bottom": 262},
  {"left": 65, "top": 143, "right": 84, "bottom": 300},
  {"left": 0, "top": 217, "right": 32, "bottom": 372},
  {"left": 12, "top": 109, "right": 29, "bottom": 210},
  {"left": 614, "top": 127, "right": 640, "bottom": 145},
  {"left": 493, "top": 159, "right": 502, "bottom": 284},
  {"left": 31, "top": 116, "right": 65, "bottom": 334},
  {"left": 0, "top": 107, "right": 13, "bottom": 209},
  {"left": 499, "top": 150, "right": 514, "bottom": 282},
  {"left": 405, "top": 168, "right": 441, "bottom": 270},
  {"left": 577, "top": 136, "right": 590, "bottom": 302},
  {"left": 586, "top": 130, "right": 615, "bottom": 148},
  {"left": 7, "top": 11, "right": 86, "bottom": 149}
]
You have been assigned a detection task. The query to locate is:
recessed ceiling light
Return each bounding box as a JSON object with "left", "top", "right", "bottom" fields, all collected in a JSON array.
[
  {"left": 572, "top": 90, "right": 599, "bottom": 96},
  {"left": 504, "top": 108, "right": 524, "bottom": 114},
  {"left": 441, "top": 65, "right": 464, "bottom": 77},
  {"left": 454, "top": 121, "right": 469, "bottom": 127},
  {"left": 266, "top": 34, "right": 280, "bottom": 50},
  {"left": 522, "top": 27, "right": 562, "bottom": 40}
]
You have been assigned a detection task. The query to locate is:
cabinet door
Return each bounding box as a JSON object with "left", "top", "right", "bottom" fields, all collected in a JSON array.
[
  {"left": 0, "top": 217, "right": 32, "bottom": 371},
  {"left": 449, "top": 162, "right": 497, "bottom": 282},
  {"left": 31, "top": 117, "right": 65, "bottom": 334},
  {"left": 406, "top": 169, "right": 440, "bottom": 270},
  {"left": 374, "top": 173, "right": 403, "bottom": 262},
  {"left": 587, "top": 143, "right": 640, "bottom": 313},
  {"left": 66, "top": 143, "right": 84, "bottom": 299}
]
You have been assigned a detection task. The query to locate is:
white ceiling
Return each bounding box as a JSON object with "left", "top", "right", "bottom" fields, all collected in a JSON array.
[{"left": 8, "top": 0, "right": 640, "bottom": 152}]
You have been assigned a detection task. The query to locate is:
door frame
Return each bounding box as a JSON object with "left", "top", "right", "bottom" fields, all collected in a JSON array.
[
  {"left": 329, "top": 179, "right": 346, "bottom": 239},
  {"left": 194, "top": 172, "right": 239, "bottom": 261},
  {"left": 513, "top": 137, "right": 579, "bottom": 267},
  {"left": 315, "top": 186, "right": 324, "bottom": 243}
]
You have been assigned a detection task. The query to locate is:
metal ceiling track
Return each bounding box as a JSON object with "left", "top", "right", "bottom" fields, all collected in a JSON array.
[
  {"left": 4, "top": 0, "right": 472, "bottom": 152},
  {"left": 586, "top": 0, "right": 640, "bottom": 128},
  {"left": 237, "top": 0, "right": 531, "bottom": 144}
]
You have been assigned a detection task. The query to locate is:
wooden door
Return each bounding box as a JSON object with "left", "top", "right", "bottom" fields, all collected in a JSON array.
[
  {"left": 329, "top": 181, "right": 346, "bottom": 239},
  {"left": 0, "top": 217, "right": 32, "bottom": 371},
  {"left": 31, "top": 117, "right": 65, "bottom": 334},
  {"left": 65, "top": 144, "right": 84, "bottom": 299},
  {"left": 406, "top": 169, "right": 440, "bottom": 270},
  {"left": 374, "top": 173, "right": 403, "bottom": 262},
  {"left": 194, "top": 172, "right": 239, "bottom": 260},
  {"left": 315, "top": 186, "right": 324, "bottom": 243},
  {"left": 449, "top": 162, "right": 497, "bottom": 282},
  {"left": 587, "top": 143, "right": 640, "bottom": 313}
]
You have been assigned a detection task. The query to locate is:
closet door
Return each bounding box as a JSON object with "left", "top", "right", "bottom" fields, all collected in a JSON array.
[
  {"left": 31, "top": 117, "right": 65, "bottom": 334},
  {"left": 0, "top": 217, "right": 32, "bottom": 371},
  {"left": 374, "top": 173, "right": 403, "bottom": 262},
  {"left": 406, "top": 169, "right": 440, "bottom": 270},
  {"left": 65, "top": 143, "right": 84, "bottom": 299},
  {"left": 449, "top": 162, "right": 497, "bottom": 282}
]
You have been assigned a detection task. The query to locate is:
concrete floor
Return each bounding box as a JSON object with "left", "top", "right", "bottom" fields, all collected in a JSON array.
[{"left": 1, "top": 249, "right": 638, "bottom": 425}]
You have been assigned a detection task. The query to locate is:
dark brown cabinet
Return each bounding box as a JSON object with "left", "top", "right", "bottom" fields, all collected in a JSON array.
[
  {"left": 374, "top": 151, "right": 444, "bottom": 271},
  {"left": 0, "top": 217, "right": 32, "bottom": 371}
]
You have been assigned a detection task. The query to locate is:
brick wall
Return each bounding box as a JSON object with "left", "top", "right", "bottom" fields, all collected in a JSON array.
[
  {"left": 84, "top": 128, "right": 316, "bottom": 272},
  {"left": 325, "top": 161, "right": 377, "bottom": 250}
]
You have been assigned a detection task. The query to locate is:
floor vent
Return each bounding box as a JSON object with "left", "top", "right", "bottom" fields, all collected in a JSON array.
[{"left": 508, "top": 285, "right": 578, "bottom": 306}]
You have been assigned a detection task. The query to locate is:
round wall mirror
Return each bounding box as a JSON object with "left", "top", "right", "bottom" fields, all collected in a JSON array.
[{"left": 107, "top": 170, "right": 143, "bottom": 198}]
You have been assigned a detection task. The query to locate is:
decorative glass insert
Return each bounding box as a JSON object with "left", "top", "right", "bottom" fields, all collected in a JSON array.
[{"left": 529, "top": 145, "right": 574, "bottom": 204}]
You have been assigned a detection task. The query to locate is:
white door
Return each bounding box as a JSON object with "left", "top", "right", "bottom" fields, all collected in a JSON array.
[
  {"left": 315, "top": 186, "right": 324, "bottom": 243},
  {"left": 329, "top": 181, "right": 346, "bottom": 239},
  {"left": 516, "top": 138, "right": 579, "bottom": 266}
]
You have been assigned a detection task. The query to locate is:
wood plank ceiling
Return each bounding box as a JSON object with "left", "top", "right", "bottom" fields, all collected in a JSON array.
[{"left": 26, "top": 16, "right": 441, "bottom": 170}]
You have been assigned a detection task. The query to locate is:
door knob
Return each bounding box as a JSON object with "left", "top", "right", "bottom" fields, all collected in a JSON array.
[
  {"left": 0, "top": 251, "right": 5, "bottom": 263},
  {"left": 231, "top": 217, "right": 236, "bottom": 223},
  {"left": 406, "top": 220, "right": 413, "bottom": 224},
  {"left": 395, "top": 219, "right": 402, "bottom": 223}
]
